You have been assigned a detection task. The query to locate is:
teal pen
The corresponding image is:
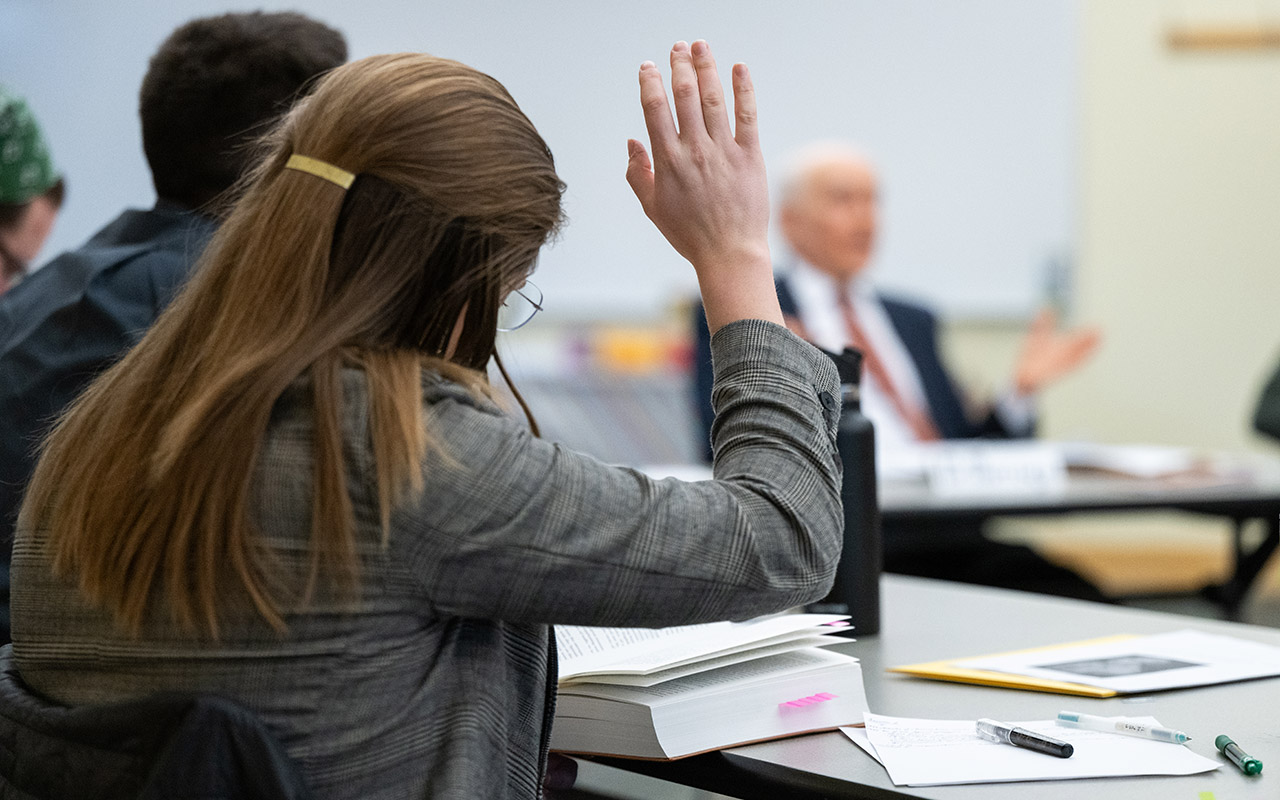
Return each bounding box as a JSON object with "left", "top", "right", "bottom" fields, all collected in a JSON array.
[
  {"left": 1216, "top": 735, "right": 1263, "bottom": 775},
  {"left": 1056, "top": 711, "right": 1190, "bottom": 744}
]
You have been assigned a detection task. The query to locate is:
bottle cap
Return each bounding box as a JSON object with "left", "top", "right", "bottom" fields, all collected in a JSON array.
[
  {"left": 1217, "top": 734, "right": 1263, "bottom": 775},
  {"left": 821, "top": 347, "right": 864, "bottom": 386}
]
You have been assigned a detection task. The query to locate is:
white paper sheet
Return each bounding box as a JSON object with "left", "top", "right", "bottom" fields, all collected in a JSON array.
[
  {"left": 875, "top": 440, "right": 1205, "bottom": 486},
  {"left": 1057, "top": 442, "right": 1198, "bottom": 477},
  {"left": 841, "top": 724, "right": 883, "bottom": 763},
  {"left": 874, "top": 441, "right": 1069, "bottom": 495},
  {"left": 846, "top": 714, "right": 1219, "bottom": 786},
  {"left": 954, "top": 629, "right": 1280, "bottom": 693},
  {"left": 924, "top": 442, "right": 1068, "bottom": 498}
]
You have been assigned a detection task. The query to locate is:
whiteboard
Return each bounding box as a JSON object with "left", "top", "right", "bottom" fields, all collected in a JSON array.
[{"left": 1, "top": 0, "right": 1076, "bottom": 319}]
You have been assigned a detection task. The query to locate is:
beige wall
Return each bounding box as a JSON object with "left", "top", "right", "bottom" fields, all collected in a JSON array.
[{"left": 946, "top": 0, "right": 1280, "bottom": 452}]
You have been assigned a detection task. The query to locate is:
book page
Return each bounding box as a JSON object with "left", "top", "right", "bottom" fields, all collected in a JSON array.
[
  {"left": 556, "top": 623, "right": 722, "bottom": 663},
  {"left": 560, "top": 649, "right": 857, "bottom": 703},
  {"left": 561, "top": 635, "right": 846, "bottom": 687},
  {"left": 557, "top": 614, "right": 848, "bottom": 681}
]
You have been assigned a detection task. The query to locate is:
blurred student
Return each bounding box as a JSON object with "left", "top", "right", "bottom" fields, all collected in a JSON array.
[
  {"left": 1253, "top": 354, "right": 1280, "bottom": 441},
  {"left": 693, "top": 142, "right": 1107, "bottom": 601},
  {"left": 11, "top": 43, "right": 840, "bottom": 798},
  {"left": 0, "top": 87, "right": 64, "bottom": 294},
  {"left": 0, "top": 11, "right": 347, "bottom": 642}
]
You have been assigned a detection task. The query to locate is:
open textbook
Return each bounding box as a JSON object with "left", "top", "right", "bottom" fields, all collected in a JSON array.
[{"left": 551, "top": 614, "right": 869, "bottom": 760}]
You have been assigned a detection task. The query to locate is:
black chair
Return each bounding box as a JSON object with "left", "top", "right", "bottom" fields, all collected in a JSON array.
[{"left": 0, "top": 644, "right": 311, "bottom": 800}]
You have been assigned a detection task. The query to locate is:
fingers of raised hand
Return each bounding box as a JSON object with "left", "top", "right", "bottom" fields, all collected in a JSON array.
[
  {"left": 669, "top": 41, "right": 706, "bottom": 141},
  {"left": 638, "top": 61, "right": 677, "bottom": 157},
  {"left": 690, "top": 40, "right": 730, "bottom": 140},
  {"left": 625, "top": 138, "right": 656, "bottom": 216},
  {"left": 731, "top": 63, "right": 759, "bottom": 149}
]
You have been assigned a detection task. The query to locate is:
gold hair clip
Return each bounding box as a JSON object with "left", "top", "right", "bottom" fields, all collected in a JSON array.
[{"left": 284, "top": 154, "right": 355, "bottom": 189}]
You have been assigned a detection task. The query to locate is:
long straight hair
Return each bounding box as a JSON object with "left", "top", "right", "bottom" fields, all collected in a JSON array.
[{"left": 22, "top": 54, "right": 565, "bottom": 636}]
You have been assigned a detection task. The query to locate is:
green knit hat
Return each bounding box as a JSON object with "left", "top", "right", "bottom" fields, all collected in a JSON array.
[{"left": 0, "top": 87, "right": 58, "bottom": 206}]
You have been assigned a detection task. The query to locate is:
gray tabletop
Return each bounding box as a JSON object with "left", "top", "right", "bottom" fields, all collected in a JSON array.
[{"left": 714, "top": 575, "right": 1280, "bottom": 798}]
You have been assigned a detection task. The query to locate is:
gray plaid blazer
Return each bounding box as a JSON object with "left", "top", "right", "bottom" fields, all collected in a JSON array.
[{"left": 13, "top": 319, "right": 842, "bottom": 799}]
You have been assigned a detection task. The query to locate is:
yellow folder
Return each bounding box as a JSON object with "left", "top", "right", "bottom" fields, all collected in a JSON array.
[{"left": 887, "top": 635, "right": 1142, "bottom": 697}]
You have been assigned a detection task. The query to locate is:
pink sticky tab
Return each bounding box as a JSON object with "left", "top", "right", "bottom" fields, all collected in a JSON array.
[{"left": 778, "top": 692, "right": 839, "bottom": 711}]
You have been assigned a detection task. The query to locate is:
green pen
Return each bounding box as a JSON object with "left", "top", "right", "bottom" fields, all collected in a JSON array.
[{"left": 1215, "top": 735, "right": 1262, "bottom": 775}]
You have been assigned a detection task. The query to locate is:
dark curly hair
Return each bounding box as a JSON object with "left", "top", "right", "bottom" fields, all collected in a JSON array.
[{"left": 139, "top": 11, "right": 347, "bottom": 211}]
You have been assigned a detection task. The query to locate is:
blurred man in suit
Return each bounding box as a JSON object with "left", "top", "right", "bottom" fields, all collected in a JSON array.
[{"left": 693, "top": 141, "right": 1106, "bottom": 600}]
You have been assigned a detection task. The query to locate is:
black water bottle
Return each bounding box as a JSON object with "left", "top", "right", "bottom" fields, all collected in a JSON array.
[{"left": 807, "top": 348, "right": 882, "bottom": 635}]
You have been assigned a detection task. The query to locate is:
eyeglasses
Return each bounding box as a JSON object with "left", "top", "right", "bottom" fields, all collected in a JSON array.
[{"left": 497, "top": 280, "right": 543, "bottom": 332}]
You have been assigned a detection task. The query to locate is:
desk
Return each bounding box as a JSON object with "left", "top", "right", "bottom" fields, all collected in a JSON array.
[
  {"left": 593, "top": 575, "right": 1280, "bottom": 799},
  {"left": 880, "top": 461, "right": 1280, "bottom": 619},
  {"left": 643, "top": 456, "right": 1280, "bottom": 619}
]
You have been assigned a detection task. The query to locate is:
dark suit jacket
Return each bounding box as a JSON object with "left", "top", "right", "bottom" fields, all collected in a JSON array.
[{"left": 692, "top": 276, "right": 1026, "bottom": 461}]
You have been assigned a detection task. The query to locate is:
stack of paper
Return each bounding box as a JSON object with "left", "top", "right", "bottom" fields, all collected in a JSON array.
[{"left": 845, "top": 713, "right": 1219, "bottom": 786}]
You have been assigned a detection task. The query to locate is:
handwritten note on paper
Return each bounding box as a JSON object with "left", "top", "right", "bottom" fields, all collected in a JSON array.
[{"left": 844, "top": 714, "right": 1219, "bottom": 786}]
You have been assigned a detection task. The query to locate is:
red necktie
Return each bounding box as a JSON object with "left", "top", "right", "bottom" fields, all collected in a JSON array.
[{"left": 836, "top": 291, "right": 940, "bottom": 442}]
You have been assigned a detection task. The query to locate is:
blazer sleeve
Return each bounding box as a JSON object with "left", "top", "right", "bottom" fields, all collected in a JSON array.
[{"left": 393, "top": 319, "right": 843, "bottom": 628}]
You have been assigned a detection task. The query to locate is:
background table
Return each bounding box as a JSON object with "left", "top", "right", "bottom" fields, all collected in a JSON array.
[
  {"left": 879, "top": 462, "right": 1280, "bottom": 619},
  {"left": 642, "top": 456, "right": 1280, "bottom": 619},
  {"left": 591, "top": 575, "right": 1280, "bottom": 799}
]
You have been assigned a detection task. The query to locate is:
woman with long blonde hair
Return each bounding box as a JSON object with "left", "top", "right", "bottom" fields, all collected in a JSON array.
[{"left": 12, "top": 42, "right": 842, "bottom": 798}]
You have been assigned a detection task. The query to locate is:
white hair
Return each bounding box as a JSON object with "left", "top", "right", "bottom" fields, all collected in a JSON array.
[{"left": 774, "top": 141, "right": 876, "bottom": 212}]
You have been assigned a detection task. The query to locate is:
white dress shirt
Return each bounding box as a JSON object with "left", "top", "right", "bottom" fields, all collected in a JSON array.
[
  {"left": 783, "top": 260, "right": 1035, "bottom": 454},
  {"left": 786, "top": 260, "right": 932, "bottom": 453}
]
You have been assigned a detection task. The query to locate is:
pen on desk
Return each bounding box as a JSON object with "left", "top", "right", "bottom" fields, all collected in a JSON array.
[
  {"left": 1216, "top": 735, "right": 1263, "bottom": 775},
  {"left": 1056, "top": 711, "right": 1190, "bottom": 744},
  {"left": 975, "top": 718, "right": 1074, "bottom": 758}
]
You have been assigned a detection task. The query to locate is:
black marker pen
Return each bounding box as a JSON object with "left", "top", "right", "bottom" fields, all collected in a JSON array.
[{"left": 976, "top": 718, "right": 1075, "bottom": 758}]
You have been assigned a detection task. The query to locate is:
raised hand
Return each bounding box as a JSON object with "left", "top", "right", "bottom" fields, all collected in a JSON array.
[
  {"left": 1013, "top": 308, "right": 1102, "bottom": 395},
  {"left": 626, "top": 40, "right": 782, "bottom": 333}
]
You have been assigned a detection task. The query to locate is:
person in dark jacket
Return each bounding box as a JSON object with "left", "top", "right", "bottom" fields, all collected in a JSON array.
[
  {"left": 0, "top": 87, "right": 64, "bottom": 294},
  {"left": 0, "top": 11, "right": 348, "bottom": 642},
  {"left": 1253, "top": 355, "right": 1280, "bottom": 442}
]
